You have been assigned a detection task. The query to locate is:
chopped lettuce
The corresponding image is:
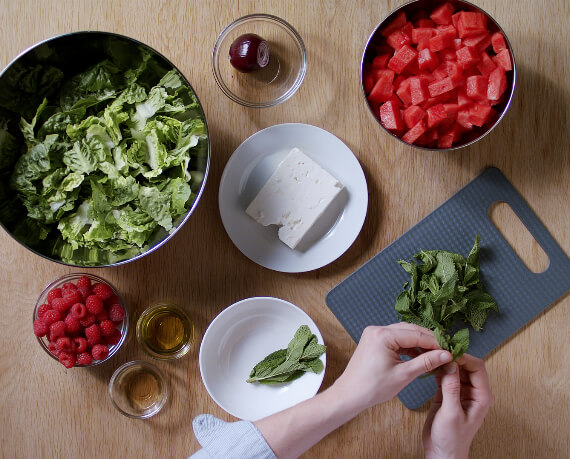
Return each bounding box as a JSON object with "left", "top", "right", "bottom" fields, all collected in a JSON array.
[{"left": 3, "top": 58, "right": 207, "bottom": 265}]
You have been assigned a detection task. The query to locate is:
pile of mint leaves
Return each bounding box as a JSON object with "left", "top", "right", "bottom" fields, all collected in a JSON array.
[
  {"left": 247, "top": 325, "right": 326, "bottom": 385},
  {"left": 0, "top": 47, "right": 207, "bottom": 265},
  {"left": 395, "top": 235, "right": 498, "bottom": 359}
]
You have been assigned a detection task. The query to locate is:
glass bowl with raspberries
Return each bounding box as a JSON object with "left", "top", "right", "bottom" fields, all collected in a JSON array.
[
  {"left": 32, "top": 273, "right": 129, "bottom": 368},
  {"left": 361, "top": 0, "right": 516, "bottom": 150}
]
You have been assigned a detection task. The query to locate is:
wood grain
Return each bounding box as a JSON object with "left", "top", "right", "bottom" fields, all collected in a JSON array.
[{"left": 0, "top": 1, "right": 568, "bottom": 458}]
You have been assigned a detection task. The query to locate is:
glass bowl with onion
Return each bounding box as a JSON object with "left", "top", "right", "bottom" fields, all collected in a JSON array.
[{"left": 212, "top": 14, "right": 307, "bottom": 108}]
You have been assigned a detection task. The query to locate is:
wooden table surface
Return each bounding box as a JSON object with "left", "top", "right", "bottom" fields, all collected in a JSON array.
[{"left": 0, "top": 0, "right": 568, "bottom": 458}]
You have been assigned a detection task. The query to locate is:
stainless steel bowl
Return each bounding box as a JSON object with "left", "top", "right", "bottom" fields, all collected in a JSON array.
[
  {"left": 0, "top": 31, "right": 210, "bottom": 266},
  {"left": 361, "top": 0, "right": 516, "bottom": 150}
]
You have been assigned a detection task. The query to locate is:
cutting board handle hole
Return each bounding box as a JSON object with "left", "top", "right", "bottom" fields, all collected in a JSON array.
[{"left": 488, "top": 201, "right": 549, "bottom": 273}]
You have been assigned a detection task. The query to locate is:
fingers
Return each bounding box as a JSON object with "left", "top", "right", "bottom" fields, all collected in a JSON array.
[
  {"left": 440, "top": 362, "right": 464, "bottom": 415},
  {"left": 382, "top": 325, "right": 441, "bottom": 352},
  {"left": 399, "top": 349, "right": 453, "bottom": 380},
  {"left": 455, "top": 354, "right": 494, "bottom": 418}
]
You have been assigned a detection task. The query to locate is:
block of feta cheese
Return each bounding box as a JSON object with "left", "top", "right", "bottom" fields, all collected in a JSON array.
[{"left": 245, "top": 147, "right": 344, "bottom": 249}]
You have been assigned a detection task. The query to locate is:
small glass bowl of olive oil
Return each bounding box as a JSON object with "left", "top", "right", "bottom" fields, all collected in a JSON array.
[
  {"left": 136, "top": 303, "right": 194, "bottom": 360},
  {"left": 108, "top": 360, "right": 168, "bottom": 419}
]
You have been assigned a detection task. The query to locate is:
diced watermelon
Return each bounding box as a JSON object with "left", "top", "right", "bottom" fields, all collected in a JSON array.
[
  {"left": 396, "top": 77, "right": 413, "bottom": 105},
  {"left": 438, "top": 132, "right": 455, "bottom": 148},
  {"left": 380, "top": 100, "right": 405, "bottom": 131},
  {"left": 456, "top": 46, "right": 480, "bottom": 66},
  {"left": 436, "top": 25, "right": 458, "bottom": 41},
  {"left": 402, "top": 119, "right": 428, "bottom": 144},
  {"left": 451, "top": 11, "right": 463, "bottom": 29},
  {"left": 476, "top": 51, "right": 497, "bottom": 77},
  {"left": 457, "top": 87, "right": 474, "bottom": 107},
  {"left": 430, "top": 3, "right": 455, "bottom": 25},
  {"left": 368, "top": 70, "right": 395, "bottom": 105},
  {"left": 462, "top": 32, "right": 491, "bottom": 48},
  {"left": 409, "top": 77, "right": 430, "bottom": 105},
  {"left": 428, "top": 75, "right": 461, "bottom": 97},
  {"left": 381, "top": 11, "right": 407, "bottom": 37},
  {"left": 393, "top": 74, "right": 407, "bottom": 90},
  {"left": 475, "top": 33, "right": 492, "bottom": 52},
  {"left": 431, "top": 63, "right": 449, "bottom": 80},
  {"left": 388, "top": 45, "right": 418, "bottom": 73},
  {"left": 423, "top": 127, "right": 439, "bottom": 146},
  {"left": 403, "top": 104, "right": 427, "bottom": 129},
  {"left": 491, "top": 32, "right": 507, "bottom": 53},
  {"left": 443, "top": 103, "right": 459, "bottom": 120},
  {"left": 452, "top": 38, "right": 463, "bottom": 50},
  {"left": 429, "top": 33, "right": 452, "bottom": 52},
  {"left": 417, "top": 47, "right": 440, "bottom": 71},
  {"left": 426, "top": 103, "right": 448, "bottom": 128},
  {"left": 439, "top": 48, "right": 457, "bottom": 62},
  {"left": 456, "top": 107, "right": 474, "bottom": 129},
  {"left": 457, "top": 12, "right": 487, "bottom": 38},
  {"left": 372, "top": 53, "right": 391, "bottom": 69},
  {"left": 468, "top": 103, "right": 492, "bottom": 127},
  {"left": 466, "top": 75, "right": 488, "bottom": 101},
  {"left": 443, "top": 60, "right": 462, "bottom": 77},
  {"left": 412, "top": 27, "right": 435, "bottom": 44},
  {"left": 387, "top": 29, "right": 412, "bottom": 50},
  {"left": 487, "top": 66, "right": 507, "bottom": 101},
  {"left": 416, "top": 18, "right": 435, "bottom": 28},
  {"left": 492, "top": 49, "right": 512, "bottom": 71}
]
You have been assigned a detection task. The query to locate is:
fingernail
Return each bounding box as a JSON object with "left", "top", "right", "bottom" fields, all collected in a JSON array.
[
  {"left": 440, "top": 352, "right": 451, "bottom": 363},
  {"left": 444, "top": 363, "right": 457, "bottom": 374}
]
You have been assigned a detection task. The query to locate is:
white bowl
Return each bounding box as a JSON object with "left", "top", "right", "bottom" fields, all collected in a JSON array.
[{"left": 199, "top": 297, "right": 326, "bottom": 421}]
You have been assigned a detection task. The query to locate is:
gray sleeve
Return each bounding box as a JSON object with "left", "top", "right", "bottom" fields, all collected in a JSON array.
[{"left": 188, "top": 414, "right": 277, "bottom": 459}]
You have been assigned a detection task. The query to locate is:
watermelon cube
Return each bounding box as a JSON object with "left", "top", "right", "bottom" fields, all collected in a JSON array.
[
  {"left": 443, "top": 103, "right": 460, "bottom": 120},
  {"left": 372, "top": 54, "right": 391, "bottom": 69},
  {"left": 439, "top": 48, "right": 457, "bottom": 62},
  {"left": 396, "top": 77, "right": 413, "bottom": 105},
  {"left": 403, "top": 104, "right": 427, "bottom": 129},
  {"left": 492, "top": 49, "right": 513, "bottom": 71},
  {"left": 381, "top": 11, "right": 407, "bottom": 37},
  {"left": 457, "top": 107, "right": 474, "bottom": 129},
  {"left": 417, "top": 47, "right": 440, "bottom": 71},
  {"left": 466, "top": 75, "right": 488, "bottom": 101},
  {"left": 452, "top": 38, "right": 463, "bottom": 50},
  {"left": 491, "top": 32, "right": 507, "bottom": 53},
  {"left": 451, "top": 11, "right": 463, "bottom": 29},
  {"left": 432, "top": 63, "right": 448, "bottom": 80},
  {"left": 430, "top": 2, "right": 455, "bottom": 25},
  {"left": 487, "top": 66, "right": 507, "bottom": 101},
  {"left": 428, "top": 75, "right": 461, "bottom": 97},
  {"left": 388, "top": 45, "right": 418, "bottom": 73},
  {"left": 443, "top": 60, "right": 462, "bottom": 77},
  {"left": 456, "top": 46, "right": 481, "bottom": 66},
  {"left": 476, "top": 51, "right": 497, "bottom": 77},
  {"left": 412, "top": 27, "right": 435, "bottom": 44},
  {"left": 438, "top": 132, "right": 455, "bottom": 148},
  {"left": 409, "top": 77, "right": 430, "bottom": 105},
  {"left": 457, "top": 12, "right": 487, "bottom": 38},
  {"left": 429, "top": 33, "right": 452, "bottom": 52},
  {"left": 380, "top": 100, "right": 405, "bottom": 131},
  {"left": 368, "top": 70, "right": 395, "bottom": 105},
  {"left": 387, "top": 29, "right": 412, "bottom": 50},
  {"left": 426, "top": 103, "right": 448, "bottom": 128},
  {"left": 402, "top": 119, "right": 428, "bottom": 144},
  {"left": 457, "top": 87, "right": 474, "bottom": 107},
  {"left": 436, "top": 25, "right": 458, "bottom": 41},
  {"left": 462, "top": 32, "right": 491, "bottom": 49},
  {"left": 468, "top": 103, "right": 493, "bottom": 127},
  {"left": 416, "top": 18, "right": 435, "bottom": 28}
]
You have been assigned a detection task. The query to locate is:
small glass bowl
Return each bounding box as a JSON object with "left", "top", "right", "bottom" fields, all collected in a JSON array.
[
  {"left": 33, "top": 273, "right": 129, "bottom": 367},
  {"left": 212, "top": 13, "right": 307, "bottom": 108},
  {"left": 108, "top": 360, "right": 168, "bottom": 419},
  {"left": 136, "top": 303, "right": 194, "bottom": 360}
]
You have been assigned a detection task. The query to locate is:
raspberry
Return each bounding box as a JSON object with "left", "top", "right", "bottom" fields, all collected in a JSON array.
[
  {"left": 104, "top": 329, "right": 122, "bottom": 346},
  {"left": 73, "top": 337, "right": 88, "bottom": 353},
  {"left": 59, "top": 351, "right": 76, "bottom": 369},
  {"left": 62, "top": 289, "right": 82, "bottom": 309},
  {"left": 91, "top": 344, "right": 109, "bottom": 361},
  {"left": 99, "top": 320, "right": 116, "bottom": 337},
  {"left": 108, "top": 304, "right": 125, "bottom": 323},
  {"left": 79, "top": 313, "right": 96, "bottom": 328},
  {"left": 48, "top": 341, "right": 61, "bottom": 357},
  {"left": 50, "top": 321, "right": 66, "bottom": 340},
  {"left": 85, "top": 324, "right": 101, "bottom": 346},
  {"left": 64, "top": 314, "right": 82, "bottom": 335},
  {"left": 47, "top": 288, "right": 63, "bottom": 305},
  {"left": 104, "top": 294, "right": 120, "bottom": 306},
  {"left": 55, "top": 336, "right": 74, "bottom": 352},
  {"left": 77, "top": 285, "right": 91, "bottom": 302},
  {"left": 76, "top": 275, "right": 92, "bottom": 290},
  {"left": 43, "top": 309, "right": 62, "bottom": 327},
  {"left": 92, "top": 282, "right": 113, "bottom": 301},
  {"left": 33, "top": 318, "right": 49, "bottom": 337},
  {"left": 76, "top": 352, "right": 93, "bottom": 366},
  {"left": 62, "top": 282, "right": 77, "bottom": 291},
  {"left": 52, "top": 297, "right": 70, "bottom": 314},
  {"left": 71, "top": 303, "right": 87, "bottom": 319},
  {"left": 86, "top": 295, "right": 104, "bottom": 315},
  {"left": 37, "top": 303, "right": 51, "bottom": 319},
  {"left": 95, "top": 309, "right": 109, "bottom": 323}
]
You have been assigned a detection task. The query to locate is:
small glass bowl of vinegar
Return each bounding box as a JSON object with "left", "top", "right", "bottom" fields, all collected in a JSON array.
[{"left": 136, "top": 303, "right": 194, "bottom": 360}]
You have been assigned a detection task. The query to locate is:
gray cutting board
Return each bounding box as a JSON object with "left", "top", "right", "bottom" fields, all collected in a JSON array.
[{"left": 326, "top": 167, "right": 570, "bottom": 410}]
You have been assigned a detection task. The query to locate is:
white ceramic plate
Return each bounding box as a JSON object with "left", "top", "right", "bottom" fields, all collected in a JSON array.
[
  {"left": 199, "top": 297, "right": 326, "bottom": 421},
  {"left": 219, "top": 123, "right": 368, "bottom": 272}
]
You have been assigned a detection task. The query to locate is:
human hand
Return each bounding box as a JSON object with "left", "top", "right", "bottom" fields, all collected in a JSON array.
[
  {"left": 332, "top": 323, "right": 454, "bottom": 413},
  {"left": 422, "top": 354, "right": 494, "bottom": 459}
]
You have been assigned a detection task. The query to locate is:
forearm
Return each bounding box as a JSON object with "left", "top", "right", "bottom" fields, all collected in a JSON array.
[{"left": 254, "top": 381, "right": 364, "bottom": 459}]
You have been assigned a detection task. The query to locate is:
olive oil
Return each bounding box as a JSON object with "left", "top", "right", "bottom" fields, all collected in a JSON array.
[{"left": 137, "top": 304, "right": 193, "bottom": 359}]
